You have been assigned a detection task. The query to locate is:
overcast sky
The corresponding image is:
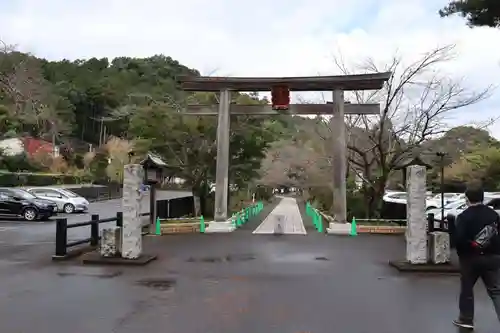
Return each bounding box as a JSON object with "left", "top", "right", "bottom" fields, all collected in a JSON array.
[{"left": 1, "top": 0, "right": 500, "bottom": 137}]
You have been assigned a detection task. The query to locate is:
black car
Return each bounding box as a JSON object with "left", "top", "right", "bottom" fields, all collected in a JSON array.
[{"left": 0, "top": 188, "right": 58, "bottom": 221}]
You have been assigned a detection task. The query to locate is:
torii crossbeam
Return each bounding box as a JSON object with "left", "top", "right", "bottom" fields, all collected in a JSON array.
[{"left": 177, "top": 72, "right": 391, "bottom": 233}]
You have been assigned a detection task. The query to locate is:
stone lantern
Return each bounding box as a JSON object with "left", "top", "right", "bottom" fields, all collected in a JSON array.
[
  {"left": 140, "top": 153, "right": 168, "bottom": 228},
  {"left": 395, "top": 155, "right": 432, "bottom": 190},
  {"left": 141, "top": 152, "right": 168, "bottom": 185}
]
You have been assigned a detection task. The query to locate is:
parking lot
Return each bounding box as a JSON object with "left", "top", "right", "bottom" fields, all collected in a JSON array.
[{"left": 0, "top": 198, "right": 133, "bottom": 260}]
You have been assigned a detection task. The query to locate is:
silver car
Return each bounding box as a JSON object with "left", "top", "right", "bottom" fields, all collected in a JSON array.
[{"left": 25, "top": 187, "right": 89, "bottom": 213}]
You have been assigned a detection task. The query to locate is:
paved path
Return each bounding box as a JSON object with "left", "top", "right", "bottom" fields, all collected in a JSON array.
[{"left": 252, "top": 197, "right": 306, "bottom": 234}]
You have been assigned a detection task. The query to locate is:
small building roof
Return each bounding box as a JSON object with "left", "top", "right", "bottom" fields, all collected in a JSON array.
[
  {"left": 177, "top": 72, "right": 392, "bottom": 92},
  {"left": 395, "top": 155, "right": 433, "bottom": 170},
  {"left": 140, "top": 152, "right": 168, "bottom": 168}
]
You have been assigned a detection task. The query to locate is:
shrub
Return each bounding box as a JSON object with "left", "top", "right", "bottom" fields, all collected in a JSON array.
[
  {"left": 0, "top": 172, "right": 93, "bottom": 187},
  {"left": 0, "top": 153, "right": 45, "bottom": 172}
]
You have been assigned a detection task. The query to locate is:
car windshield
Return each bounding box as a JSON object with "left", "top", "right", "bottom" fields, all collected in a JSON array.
[
  {"left": 59, "top": 189, "right": 79, "bottom": 198},
  {"left": 10, "top": 189, "right": 36, "bottom": 200}
]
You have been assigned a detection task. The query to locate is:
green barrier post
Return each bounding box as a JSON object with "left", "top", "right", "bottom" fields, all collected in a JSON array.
[
  {"left": 349, "top": 217, "right": 358, "bottom": 236},
  {"left": 155, "top": 217, "right": 161, "bottom": 235},
  {"left": 200, "top": 215, "right": 205, "bottom": 233},
  {"left": 318, "top": 214, "right": 323, "bottom": 233}
]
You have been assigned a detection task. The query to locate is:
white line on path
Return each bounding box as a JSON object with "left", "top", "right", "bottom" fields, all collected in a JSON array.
[{"left": 252, "top": 197, "right": 307, "bottom": 235}]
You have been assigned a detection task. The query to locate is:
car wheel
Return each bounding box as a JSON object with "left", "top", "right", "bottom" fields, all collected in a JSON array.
[
  {"left": 426, "top": 206, "right": 436, "bottom": 211},
  {"left": 23, "top": 208, "right": 38, "bottom": 221},
  {"left": 63, "top": 203, "right": 75, "bottom": 214}
]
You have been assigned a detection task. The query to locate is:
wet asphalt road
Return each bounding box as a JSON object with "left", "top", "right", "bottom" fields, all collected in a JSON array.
[{"left": 0, "top": 200, "right": 498, "bottom": 332}]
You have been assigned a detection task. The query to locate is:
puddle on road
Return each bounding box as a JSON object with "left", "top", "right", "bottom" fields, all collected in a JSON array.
[
  {"left": 186, "top": 254, "right": 256, "bottom": 263},
  {"left": 135, "top": 278, "right": 176, "bottom": 291},
  {"left": 267, "top": 253, "right": 330, "bottom": 263},
  {"left": 56, "top": 267, "right": 122, "bottom": 279}
]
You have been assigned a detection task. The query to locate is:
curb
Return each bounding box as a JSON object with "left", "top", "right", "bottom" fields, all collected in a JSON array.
[{"left": 357, "top": 226, "right": 406, "bottom": 234}]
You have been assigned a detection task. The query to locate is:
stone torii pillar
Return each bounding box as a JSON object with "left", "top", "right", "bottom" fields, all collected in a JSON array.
[
  {"left": 212, "top": 89, "right": 233, "bottom": 229},
  {"left": 331, "top": 90, "right": 347, "bottom": 224}
]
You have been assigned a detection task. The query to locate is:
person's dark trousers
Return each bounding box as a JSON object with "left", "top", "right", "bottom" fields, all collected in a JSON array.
[{"left": 459, "top": 255, "right": 500, "bottom": 322}]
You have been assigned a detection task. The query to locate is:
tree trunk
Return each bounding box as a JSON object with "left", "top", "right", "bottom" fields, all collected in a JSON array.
[{"left": 193, "top": 181, "right": 210, "bottom": 217}]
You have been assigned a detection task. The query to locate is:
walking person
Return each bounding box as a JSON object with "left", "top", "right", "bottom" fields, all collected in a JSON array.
[{"left": 453, "top": 183, "right": 500, "bottom": 329}]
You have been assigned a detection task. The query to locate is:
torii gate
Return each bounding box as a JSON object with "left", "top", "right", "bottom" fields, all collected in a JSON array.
[{"left": 177, "top": 73, "right": 391, "bottom": 232}]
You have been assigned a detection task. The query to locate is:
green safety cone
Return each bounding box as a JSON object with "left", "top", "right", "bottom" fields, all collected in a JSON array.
[
  {"left": 200, "top": 215, "right": 205, "bottom": 233},
  {"left": 155, "top": 216, "right": 161, "bottom": 235},
  {"left": 349, "top": 217, "right": 358, "bottom": 236}
]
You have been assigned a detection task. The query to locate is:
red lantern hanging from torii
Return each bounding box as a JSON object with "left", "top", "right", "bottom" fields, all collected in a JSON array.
[{"left": 271, "top": 85, "right": 290, "bottom": 110}]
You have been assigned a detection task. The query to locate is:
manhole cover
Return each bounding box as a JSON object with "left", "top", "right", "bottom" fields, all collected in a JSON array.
[{"left": 135, "top": 279, "right": 175, "bottom": 290}]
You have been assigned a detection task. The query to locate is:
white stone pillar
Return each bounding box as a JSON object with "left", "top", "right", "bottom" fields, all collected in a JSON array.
[
  {"left": 121, "top": 164, "right": 144, "bottom": 259},
  {"left": 405, "top": 165, "right": 428, "bottom": 264}
]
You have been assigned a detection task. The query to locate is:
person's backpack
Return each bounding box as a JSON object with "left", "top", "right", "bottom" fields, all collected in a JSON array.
[{"left": 471, "top": 220, "right": 499, "bottom": 250}]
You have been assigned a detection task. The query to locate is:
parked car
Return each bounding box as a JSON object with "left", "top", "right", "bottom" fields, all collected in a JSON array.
[
  {"left": 25, "top": 187, "right": 89, "bottom": 213},
  {"left": 427, "top": 199, "right": 466, "bottom": 221},
  {"left": 382, "top": 191, "right": 449, "bottom": 211},
  {"left": 425, "top": 193, "right": 462, "bottom": 210},
  {"left": 445, "top": 195, "right": 500, "bottom": 221},
  {"left": 0, "top": 188, "right": 58, "bottom": 221}
]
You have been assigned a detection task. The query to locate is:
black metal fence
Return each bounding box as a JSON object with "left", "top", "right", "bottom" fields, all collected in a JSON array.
[
  {"left": 68, "top": 183, "right": 123, "bottom": 202},
  {"left": 53, "top": 211, "right": 150, "bottom": 259}
]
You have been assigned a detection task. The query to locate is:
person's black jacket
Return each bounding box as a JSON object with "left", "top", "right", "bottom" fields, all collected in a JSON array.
[{"left": 454, "top": 204, "right": 500, "bottom": 257}]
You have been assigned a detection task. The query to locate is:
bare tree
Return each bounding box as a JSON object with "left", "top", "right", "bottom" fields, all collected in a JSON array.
[
  {"left": 258, "top": 137, "right": 332, "bottom": 189},
  {"left": 0, "top": 40, "right": 71, "bottom": 140},
  {"left": 312, "top": 45, "right": 491, "bottom": 216}
]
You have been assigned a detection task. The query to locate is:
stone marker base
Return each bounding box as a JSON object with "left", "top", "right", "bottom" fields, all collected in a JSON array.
[
  {"left": 204, "top": 221, "right": 236, "bottom": 233},
  {"left": 81, "top": 251, "right": 157, "bottom": 266},
  {"left": 327, "top": 222, "right": 352, "bottom": 235},
  {"left": 389, "top": 260, "right": 458, "bottom": 273}
]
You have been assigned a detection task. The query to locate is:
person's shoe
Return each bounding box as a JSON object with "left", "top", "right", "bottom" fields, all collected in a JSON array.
[{"left": 452, "top": 319, "right": 474, "bottom": 329}]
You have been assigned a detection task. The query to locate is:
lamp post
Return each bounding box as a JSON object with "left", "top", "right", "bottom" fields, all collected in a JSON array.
[{"left": 436, "top": 152, "right": 446, "bottom": 226}]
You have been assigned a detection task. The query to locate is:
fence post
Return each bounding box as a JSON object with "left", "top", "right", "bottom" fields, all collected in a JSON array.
[
  {"left": 90, "top": 214, "right": 99, "bottom": 246},
  {"left": 55, "top": 218, "right": 68, "bottom": 257},
  {"left": 447, "top": 214, "right": 456, "bottom": 249},
  {"left": 318, "top": 214, "right": 323, "bottom": 233},
  {"left": 116, "top": 212, "right": 123, "bottom": 228},
  {"left": 427, "top": 213, "right": 435, "bottom": 233}
]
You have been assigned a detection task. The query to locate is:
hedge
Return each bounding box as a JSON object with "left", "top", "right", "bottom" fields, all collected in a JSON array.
[{"left": 0, "top": 172, "right": 93, "bottom": 187}]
